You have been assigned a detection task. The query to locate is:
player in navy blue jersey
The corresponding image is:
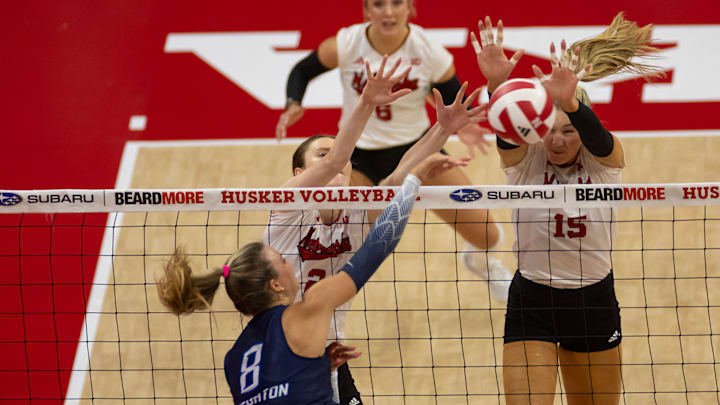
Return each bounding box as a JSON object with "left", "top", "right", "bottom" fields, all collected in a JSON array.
[{"left": 157, "top": 173, "right": 420, "bottom": 404}]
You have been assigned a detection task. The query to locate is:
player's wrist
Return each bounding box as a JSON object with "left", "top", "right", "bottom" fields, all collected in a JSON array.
[
  {"left": 560, "top": 98, "right": 580, "bottom": 113},
  {"left": 486, "top": 80, "right": 503, "bottom": 94},
  {"left": 285, "top": 98, "right": 301, "bottom": 110}
]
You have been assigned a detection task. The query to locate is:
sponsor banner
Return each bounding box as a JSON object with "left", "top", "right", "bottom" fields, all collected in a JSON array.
[
  {"left": 567, "top": 184, "right": 720, "bottom": 207},
  {"left": 0, "top": 190, "right": 105, "bottom": 211},
  {"left": 1, "top": 184, "right": 719, "bottom": 213}
]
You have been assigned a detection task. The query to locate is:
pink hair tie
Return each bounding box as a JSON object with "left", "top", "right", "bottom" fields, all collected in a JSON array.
[{"left": 222, "top": 265, "right": 230, "bottom": 278}]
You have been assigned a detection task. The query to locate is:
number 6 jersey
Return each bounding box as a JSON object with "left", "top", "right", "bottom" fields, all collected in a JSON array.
[
  {"left": 504, "top": 144, "right": 624, "bottom": 289},
  {"left": 225, "top": 305, "right": 337, "bottom": 405},
  {"left": 263, "top": 209, "right": 368, "bottom": 340}
]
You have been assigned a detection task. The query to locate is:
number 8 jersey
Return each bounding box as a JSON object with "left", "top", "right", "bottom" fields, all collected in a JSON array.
[
  {"left": 336, "top": 22, "right": 454, "bottom": 150},
  {"left": 505, "top": 143, "right": 624, "bottom": 289},
  {"left": 225, "top": 305, "right": 336, "bottom": 405},
  {"left": 263, "top": 209, "right": 367, "bottom": 341}
]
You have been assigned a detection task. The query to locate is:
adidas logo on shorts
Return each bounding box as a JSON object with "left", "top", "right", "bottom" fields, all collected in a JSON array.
[
  {"left": 608, "top": 330, "right": 621, "bottom": 343},
  {"left": 349, "top": 398, "right": 361, "bottom": 405}
]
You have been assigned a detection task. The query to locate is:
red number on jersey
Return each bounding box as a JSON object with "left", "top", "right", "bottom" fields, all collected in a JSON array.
[
  {"left": 304, "top": 269, "right": 327, "bottom": 293},
  {"left": 553, "top": 214, "right": 587, "bottom": 238},
  {"left": 376, "top": 105, "right": 392, "bottom": 121}
]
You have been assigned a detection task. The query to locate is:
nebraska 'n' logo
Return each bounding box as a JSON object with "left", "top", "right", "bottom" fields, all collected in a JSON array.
[{"left": 297, "top": 228, "right": 352, "bottom": 261}]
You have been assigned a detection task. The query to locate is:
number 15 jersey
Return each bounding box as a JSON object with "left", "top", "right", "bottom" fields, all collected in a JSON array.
[{"left": 504, "top": 144, "right": 624, "bottom": 289}]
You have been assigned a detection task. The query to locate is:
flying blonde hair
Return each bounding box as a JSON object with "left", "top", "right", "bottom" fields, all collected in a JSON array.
[{"left": 568, "top": 12, "right": 664, "bottom": 106}]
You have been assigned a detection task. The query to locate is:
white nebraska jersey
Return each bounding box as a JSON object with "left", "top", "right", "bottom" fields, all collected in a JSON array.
[
  {"left": 504, "top": 144, "right": 624, "bottom": 288},
  {"left": 263, "top": 209, "right": 368, "bottom": 340},
  {"left": 336, "top": 22, "right": 453, "bottom": 150}
]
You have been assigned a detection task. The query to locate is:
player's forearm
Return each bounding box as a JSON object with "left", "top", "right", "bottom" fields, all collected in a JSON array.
[
  {"left": 325, "top": 99, "right": 374, "bottom": 169},
  {"left": 341, "top": 175, "right": 420, "bottom": 291},
  {"left": 286, "top": 50, "right": 330, "bottom": 106},
  {"left": 566, "top": 101, "right": 614, "bottom": 157}
]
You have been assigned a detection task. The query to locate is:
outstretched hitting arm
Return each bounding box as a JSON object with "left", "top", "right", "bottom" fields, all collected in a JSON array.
[{"left": 282, "top": 174, "right": 421, "bottom": 357}]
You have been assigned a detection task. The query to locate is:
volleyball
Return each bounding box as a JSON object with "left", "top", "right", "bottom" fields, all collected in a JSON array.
[{"left": 488, "top": 78, "right": 556, "bottom": 145}]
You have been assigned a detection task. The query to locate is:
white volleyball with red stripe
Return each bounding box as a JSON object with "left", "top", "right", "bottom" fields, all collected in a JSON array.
[{"left": 488, "top": 79, "right": 556, "bottom": 145}]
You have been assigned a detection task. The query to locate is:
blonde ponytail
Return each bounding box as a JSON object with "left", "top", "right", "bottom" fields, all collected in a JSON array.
[
  {"left": 571, "top": 12, "right": 664, "bottom": 82},
  {"left": 157, "top": 243, "right": 279, "bottom": 317},
  {"left": 569, "top": 12, "right": 665, "bottom": 105},
  {"left": 157, "top": 248, "right": 223, "bottom": 315}
]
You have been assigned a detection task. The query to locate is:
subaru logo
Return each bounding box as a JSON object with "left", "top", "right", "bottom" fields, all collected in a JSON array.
[
  {"left": 0, "top": 192, "right": 22, "bottom": 206},
  {"left": 449, "top": 189, "right": 482, "bottom": 202}
]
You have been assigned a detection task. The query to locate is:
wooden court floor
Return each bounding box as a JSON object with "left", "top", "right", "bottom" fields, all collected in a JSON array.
[{"left": 76, "top": 136, "right": 720, "bottom": 405}]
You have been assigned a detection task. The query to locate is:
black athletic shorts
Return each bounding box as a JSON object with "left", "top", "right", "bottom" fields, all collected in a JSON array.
[
  {"left": 337, "top": 362, "right": 362, "bottom": 405},
  {"left": 350, "top": 130, "right": 447, "bottom": 185},
  {"left": 504, "top": 271, "right": 622, "bottom": 352}
]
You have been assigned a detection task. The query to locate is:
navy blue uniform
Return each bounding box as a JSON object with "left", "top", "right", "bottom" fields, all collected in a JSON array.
[
  {"left": 224, "top": 175, "right": 421, "bottom": 405},
  {"left": 225, "top": 305, "right": 337, "bottom": 405}
]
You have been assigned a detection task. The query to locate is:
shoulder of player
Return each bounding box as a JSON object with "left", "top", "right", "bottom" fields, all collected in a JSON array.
[
  {"left": 336, "top": 22, "right": 370, "bottom": 46},
  {"left": 579, "top": 145, "right": 625, "bottom": 171},
  {"left": 407, "top": 23, "right": 444, "bottom": 51}
]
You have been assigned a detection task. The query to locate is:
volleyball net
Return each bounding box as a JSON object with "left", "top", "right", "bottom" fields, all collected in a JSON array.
[{"left": 1, "top": 183, "right": 719, "bottom": 404}]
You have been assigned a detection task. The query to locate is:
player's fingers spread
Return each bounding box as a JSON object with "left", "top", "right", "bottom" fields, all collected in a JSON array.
[
  {"left": 510, "top": 49, "right": 524, "bottom": 66},
  {"left": 391, "top": 88, "right": 413, "bottom": 100},
  {"left": 570, "top": 47, "right": 579, "bottom": 71},
  {"left": 576, "top": 64, "right": 591, "bottom": 80},
  {"left": 532, "top": 64, "right": 545, "bottom": 80},
  {"left": 470, "top": 32, "right": 482, "bottom": 54},
  {"left": 386, "top": 57, "right": 403, "bottom": 79},
  {"left": 365, "top": 61, "right": 372, "bottom": 80},
  {"left": 550, "top": 43, "right": 559, "bottom": 69},
  {"left": 479, "top": 24, "right": 489, "bottom": 48},
  {"left": 497, "top": 20, "right": 504, "bottom": 48},
  {"left": 455, "top": 81, "right": 468, "bottom": 105},
  {"left": 393, "top": 66, "right": 412, "bottom": 84},
  {"left": 378, "top": 55, "right": 388, "bottom": 77},
  {"left": 465, "top": 87, "right": 482, "bottom": 107},
  {"left": 468, "top": 104, "right": 486, "bottom": 116},
  {"left": 485, "top": 16, "right": 494, "bottom": 44}
]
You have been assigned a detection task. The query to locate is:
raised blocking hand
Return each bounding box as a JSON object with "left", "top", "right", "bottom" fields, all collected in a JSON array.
[
  {"left": 531, "top": 39, "right": 591, "bottom": 112},
  {"left": 360, "top": 56, "right": 413, "bottom": 106},
  {"left": 470, "top": 16, "right": 524, "bottom": 93}
]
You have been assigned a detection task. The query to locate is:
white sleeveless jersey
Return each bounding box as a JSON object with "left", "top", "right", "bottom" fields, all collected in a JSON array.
[
  {"left": 263, "top": 209, "right": 368, "bottom": 340},
  {"left": 504, "top": 144, "right": 624, "bottom": 288},
  {"left": 336, "top": 22, "right": 454, "bottom": 150}
]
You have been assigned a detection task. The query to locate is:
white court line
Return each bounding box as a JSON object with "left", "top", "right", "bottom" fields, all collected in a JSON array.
[
  {"left": 64, "top": 143, "right": 139, "bottom": 404},
  {"left": 63, "top": 127, "right": 720, "bottom": 402}
]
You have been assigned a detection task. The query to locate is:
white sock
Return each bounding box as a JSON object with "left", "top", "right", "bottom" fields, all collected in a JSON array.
[{"left": 331, "top": 370, "right": 339, "bottom": 403}]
